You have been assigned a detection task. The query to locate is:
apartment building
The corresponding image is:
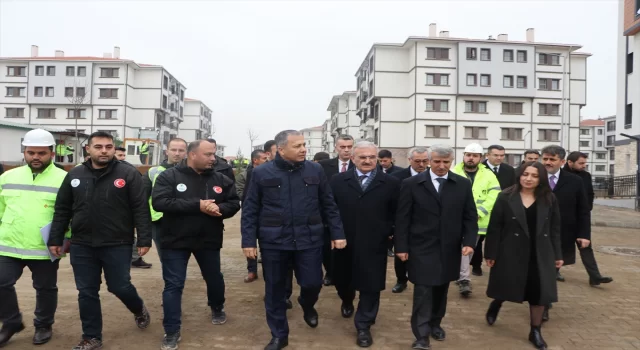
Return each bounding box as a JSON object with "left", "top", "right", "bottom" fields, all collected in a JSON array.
[
  {"left": 352, "top": 25, "right": 589, "bottom": 167},
  {"left": 300, "top": 126, "right": 324, "bottom": 160},
  {"left": 326, "top": 92, "right": 360, "bottom": 142},
  {"left": 615, "top": 0, "right": 640, "bottom": 175},
  {"left": 579, "top": 119, "right": 612, "bottom": 177},
  {"left": 179, "top": 98, "right": 212, "bottom": 142},
  {"left": 321, "top": 118, "right": 335, "bottom": 155},
  {"left": 0, "top": 45, "right": 186, "bottom": 151}
]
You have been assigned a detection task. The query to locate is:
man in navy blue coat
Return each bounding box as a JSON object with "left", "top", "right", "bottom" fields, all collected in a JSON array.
[{"left": 241, "top": 130, "right": 346, "bottom": 350}]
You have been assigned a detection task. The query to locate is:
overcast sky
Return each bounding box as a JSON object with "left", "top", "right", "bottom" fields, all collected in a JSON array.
[{"left": 0, "top": 0, "right": 618, "bottom": 155}]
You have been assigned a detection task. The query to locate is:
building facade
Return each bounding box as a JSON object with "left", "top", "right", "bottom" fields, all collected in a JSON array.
[
  {"left": 179, "top": 98, "right": 212, "bottom": 142},
  {"left": 321, "top": 118, "right": 335, "bottom": 156},
  {"left": 579, "top": 119, "right": 613, "bottom": 178},
  {"left": 352, "top": 25, "right": 589, "bottom": 167},
  {"left": 326, "top": 92, "right": 360, "bottom": 142},
  {"left": 615, "top": 0, "right": 640, "bottom": 176},
  {"left": 300, "top": 126, "right": 323, "bottom": 160}
]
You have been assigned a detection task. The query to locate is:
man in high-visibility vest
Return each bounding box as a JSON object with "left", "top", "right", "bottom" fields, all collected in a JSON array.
[
  {"left": 452, "top": 143, "right": 501, "bottom": 297},
  {"left": 143, "top": 138, "right": 188, "bottom": 259},
  {"left": 55, "top": 141, "right": 68, "bottom": 163},
  {"left": 139, "top": 141, "right": 149, "bottom": 165},
  {"left": 0, "top": 129, "right": 69, "bottom": 347}
]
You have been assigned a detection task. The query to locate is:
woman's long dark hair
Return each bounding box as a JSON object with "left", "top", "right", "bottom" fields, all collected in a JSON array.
[{"left": 503, "top": 161, "right": 554, "bottom": 204}]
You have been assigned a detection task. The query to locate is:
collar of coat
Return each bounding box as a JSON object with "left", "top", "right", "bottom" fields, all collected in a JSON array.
[{"left": 274, "top": 153, "right": 305, "bottom": 171}]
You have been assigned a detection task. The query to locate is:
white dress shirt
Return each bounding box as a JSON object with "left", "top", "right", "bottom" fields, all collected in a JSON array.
[
  {"left": 488, "top": 162, "right": 501, "bottom": 173},
  {"left": 355, "top": 168, "right": 372, "bottom": 186},
  {"left": 339, "top": 159, "right": 351, "bottom": 173},
  {"left": 548, "top": 169, "right": 560, "bottom": 186},
  {"left": 410, "top": 167, "right": 420, "bottom": 177},
  {"left": 429, "top": 169, "right": 449, "bottom": 192}
]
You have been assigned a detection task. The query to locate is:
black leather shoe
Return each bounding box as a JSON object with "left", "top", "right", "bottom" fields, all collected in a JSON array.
[
  {"left": 387, "top": 249, "right": 394, "bottom": 257},
  {"left": 472, "top": 267, "right": 483, "bottom": 276},
  {"left": 556, "top": 271, "right": 565, "bottom": 282},
  {"left": 341, "top": 303, "right": 354, "bottom": 318},
  {"left": 264, "top": 337, "right": 288, "bottom": 350},
  {"left": 0, "top": 323, "right": 25, "bottom": 347},
  {"left": 411, "top": 337, "right": 431, "bottom": 350},
  {"left": 528, "top": 325, "right": 548, "bottom": 349},
  {"left": 285, "top": 299, "right": 293, "bottom": 310},
  {"left": 392, "top": 283, "right": 407, "bottom": 293},
  {"left": 430, "top": 326, "right": 445, "bottom": 341},
  {"left": 323, "top": 275, "right": 333, "bottom": 286},
  {"left": 33, "top": 327, "right": 52, "bottom": 345},
  {"left": 356, "top": 329, "right": 372, "bottom": 347},
  {"left": 590, "top": 276, "right": 613, "bottom": 286},
  {"left": 297, "top": 296, "right": 318, "bottom": 328},
  {"left": 486, "top": 300, "right": 502, "bottom": 326}
]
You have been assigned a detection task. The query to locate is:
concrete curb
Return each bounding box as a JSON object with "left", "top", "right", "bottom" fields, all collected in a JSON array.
[{"left": 592, "top": 220, "right": 640, "bottom": 229}]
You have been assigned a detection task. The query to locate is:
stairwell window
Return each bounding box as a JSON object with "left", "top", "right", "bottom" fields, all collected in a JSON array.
[{"left": 425, "top": 125, "right": 449, "bottom": 138}]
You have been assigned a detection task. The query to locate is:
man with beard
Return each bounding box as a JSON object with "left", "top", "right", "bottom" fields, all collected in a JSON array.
[
  {"left": 452, "top": 143, "right": 501, "bottom": 297},
  {"left": 264, "top": 140, "right": 277, "bottom": 161},
  {"left": 48, "top": 131, "right": 152, "bottom": 350},
  {"left": 152, "top": 140, "right": 240, "bottom": 350},
  {"left": 329, "top": 141, "right": 400, "bottom": 347},
  {"left": 0, "top": 129, "right": 69, "bottom": 347},
  {"left": 207, "top": 139, "right": 235, "bottom": 182}
]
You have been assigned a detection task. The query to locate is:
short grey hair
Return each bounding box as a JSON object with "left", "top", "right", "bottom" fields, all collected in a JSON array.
[
  {"left": 337, "top": 134, "right": 354, "bottom": 142},
  {"left": 409, "top": 146, "right": 429, "bottom": 159},
  {"left": 428, "top": 144, "right": 454, "bottom": 160},
  {"left": 274, "top": 130, "right": 303, "bottom": 147},
  {"left": 351, "top": 140, "right": 377, "bottom": 155}
]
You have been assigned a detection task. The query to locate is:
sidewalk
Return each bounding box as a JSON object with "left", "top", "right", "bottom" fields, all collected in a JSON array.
[{"left": 592, "top": 204, "right": 640, "bottom": 229}]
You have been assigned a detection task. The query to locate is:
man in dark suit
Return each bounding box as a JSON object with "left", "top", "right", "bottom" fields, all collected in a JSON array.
[
  {"left": 472, "top": 145, "right": 516, "bottom": 276},
  {"left": 330, "top": 141, "right": 400, "bottom": 347},
  {"left": 318, "top": 134, "right": 355, "bottom": 286},
  {"left": 563, "top": 151, "right": 613, "bottom": 286},
  {"left": 378, "top": 149, "right": 402, "bottom": 174},
  {"left": 390, "top": 147, "right": 429, "bottom": 294},
  {"left": 395, "top": 144, "right": 478, "bottom": 350}
]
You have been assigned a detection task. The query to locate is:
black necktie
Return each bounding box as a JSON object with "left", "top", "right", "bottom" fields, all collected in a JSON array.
[
  {"left": 493, "top": 166, "right": 498, "bottom": 174},
  {"left": 436, "top": 178, "right": 446, "bottom": 194}
]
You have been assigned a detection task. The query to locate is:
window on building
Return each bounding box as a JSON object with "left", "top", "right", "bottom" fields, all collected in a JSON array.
[
  {"left": 35, "top": 66, "right": 44, "bottom": 76},
  {"left": 162, "top": 95, "right": 168, "bottom": 108},
  {"left": 503, "top": 75, "right": 514, "bottom": 88},
  {"left": 480, "top": 48, "right": 491, "bottom": 61},
  {"left": 610, "top": 164, "right": 615, "bottom": 174},
  {"left": 539, "top": 104, "right": 560, "bottom": 115},
  {"left": 538, "top": 78, "right": 560, "bottom": 91},
  {"left": 67, "top": 109, "right": 86, "bottom": 119},
  {"left": 7, "top": 66, "right": 26, "bottom": 76},
  {"left": 66, "top": 66, "right": 75, "bottom": 76},
  {"left": 628, "top": 52, "right": 634, "bottom": 74},
  {"left": 100, "top": 68, "right": 119, "bottom": 78},
  {"left": 580, "top": 129, "right": 590, "bottom": 135},
  {"left": 425, "top": 99, "right": 449, "bottom": 112},
  {"left": 99, "top": 88, "right": 118, "bottom": 98},
  {"left": 65, "top": 87, "right": 74, "bottom": 97},
  {"left": 46, "top": 66, "right": 55, "bottom": 76},
  {"left": 501, "top": 128, "right": 523, "bottom": 140},
  {"left": 163, "top": 76, "right": 169, "bottom": 89},
  {"left": 427, "top": 47, "right": 449, "bottom": 60},
  {"left": 595, "top": 165, "right": 606, "bottom": 172},
  {"left": 466, "top": 47, "right": 477, "bottom": 60},
  {"left": 597, "top": 141, "right": 603, "bottom": 147},
  {"left": 6, "top": 87, "right": 25, "bottom": 97},
  {"left": 517, "top": 76, "right": 527, "bottom": 88},
  {"left": 464, "top": 126, "right": 487, "bottom": 139},
  {"left": 180, "top": 106, "right": 184, "bottom": 118},
  {"left": 625, "top": 103, "right": 632, "bottom": 128},
  {"left": 580, "top": 141, "right": 590, "bottom": 147},
  {"left": 607, "top": 120, "right": 616, "bottom": 131},
  {"left": 466, "top": 74, "right": 477, "bottom": 86},
  {"left": 505, "top": 154, "right": 522, "bottom": 166},
  {"left": 180, "top": 89, "right": 185, "bottom": 101},
  {"left": 426, "top": 73, "right": 449, "bottom": 86},
  {"left": 465, "top": 101, "right": 487, "bottom": 113},
  {"left": 610, "top": 149, "right": 615, "bottom": 160},
  {"left": 5, "top": 108, "right": 25, "bottom": 118},
  {"left": 425, "top": 125, "right": 449, "bottom": 138},
  {"left": 45, "top": 87, "right": 54, "bottom": 97},
  {"left": 37, "top": 108, "right": 56, "bottom": 119},
  {"left": 538, "top": 129, "right": 560, "bottom": 141},
  {"left": 597, "top": 129, "right": 603, "bottom": 135},
  {"left": 596, "top": 152, "right": 606, "bottom": 159},
  {"left": 480, "top": 74, "right": 491, "bottom": 87},
  {"left": 517, "top": 50, "right": 527, "bottom": 63},
  {"left": 34, "top": 87, "right": 43, "bottom": 97},
  {"left": 501, "top": 102, "right": 523, "bottom": 114},
  {"left": 503, "top": 50, "right": 514, "bottom": 62},
  {"left": 99, "top": 109, "right": 118, "bottom": 119},
  {"left": 607, "top": 135, "right": 615, "bottom": 146},
  {"left": 78, "top": 66, "right": 87, "bottom": 77},
  {"left": 539, "top": 53, "right": 561, "bottom": 65},
  {"left": 76, "top": 87, "right": 85, "bottom": 97}
]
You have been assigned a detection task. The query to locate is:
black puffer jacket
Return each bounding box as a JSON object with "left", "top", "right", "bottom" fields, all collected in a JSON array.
[
  {"left": 214, "top": 156, "right": 235, "bottom": 183},
  {"left": 152, "top": 163, "right": 241, "bottom": 250},
  {"left": 49, "top": 159, "right": 152, "bottom": 247}
]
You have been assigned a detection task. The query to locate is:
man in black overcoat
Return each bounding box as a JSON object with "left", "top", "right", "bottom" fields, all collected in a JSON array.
[
  {"left": 330, "top": 141, "right": 400, "bottom": 347},
  {"left": 395, "top": 144, "right": 478, "bottom": 350}
]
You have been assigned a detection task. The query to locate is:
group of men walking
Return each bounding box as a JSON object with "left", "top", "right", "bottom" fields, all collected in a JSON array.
[{"left": 0, "top": 127, "right": 613, "bottom": 350}]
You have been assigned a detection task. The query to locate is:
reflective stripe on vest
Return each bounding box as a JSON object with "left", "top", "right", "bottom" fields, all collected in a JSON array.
[
  {"left": 1, "top": 183, "right": 59, "bottom": 194},
  {"left": 148, "top": 166, "right": 166, "bottom": 221},
  {"left": 0, "top": 245, "right": 50, "bottom": 257}
]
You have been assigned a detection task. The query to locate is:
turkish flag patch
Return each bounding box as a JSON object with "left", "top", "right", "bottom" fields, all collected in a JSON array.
[
  {"left": 114, "top": 179, "right": 126, "bottom": 188},
  {"left": 213, "top": 186, "right": 223, "bottom": 194}
]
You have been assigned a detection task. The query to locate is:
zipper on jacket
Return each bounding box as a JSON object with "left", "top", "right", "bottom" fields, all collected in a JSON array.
[{"left": 288, "top": 169, "right": 296, "bottom": 249}]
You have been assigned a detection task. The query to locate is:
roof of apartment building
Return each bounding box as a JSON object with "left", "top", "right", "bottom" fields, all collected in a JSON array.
[
  {"left": 326, "top": 91, "right": 357, "bottom": 111},
  {"left": 580, "top": 119, "right": 605, "bottom": 127},
  {"left": 301, "top": 126, "right": 323, "bottom": 131}
]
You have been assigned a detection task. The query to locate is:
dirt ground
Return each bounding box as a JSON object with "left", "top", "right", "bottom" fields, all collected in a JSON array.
[{"left": 6, "top": 215, "right": 640, "bottom": 350}]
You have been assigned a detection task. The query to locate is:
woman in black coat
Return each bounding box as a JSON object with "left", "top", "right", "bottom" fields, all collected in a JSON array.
[{"left": 483, "top": 162, "right": 563, "bottom": 350}]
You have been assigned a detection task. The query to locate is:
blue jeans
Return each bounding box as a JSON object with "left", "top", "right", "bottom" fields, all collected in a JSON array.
[
  {"left": 162, "top": 249, "right": 225, "bottom": 334},
  {"left": 70, "top": 244, "right": 144, "bottom": 340}
]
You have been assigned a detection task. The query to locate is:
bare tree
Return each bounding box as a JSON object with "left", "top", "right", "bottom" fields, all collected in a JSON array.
[
  {"left": 66, "top": 80, "right": 91, "bottom": 163},
  {"left": 247, "top": 128, "right": 260, "bottom": 152}
]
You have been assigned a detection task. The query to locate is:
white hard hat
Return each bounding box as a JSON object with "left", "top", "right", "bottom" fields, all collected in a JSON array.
[
  {"left": 464, "top": 143, "right": 484, "bottom": 154},
  {"left": 22, "top": 128, "right": 56, "bottom": 147}
]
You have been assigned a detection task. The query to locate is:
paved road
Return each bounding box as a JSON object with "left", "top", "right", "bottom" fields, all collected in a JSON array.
[{"left": 8, "top": 216, "right": 640, "bottom": 350}]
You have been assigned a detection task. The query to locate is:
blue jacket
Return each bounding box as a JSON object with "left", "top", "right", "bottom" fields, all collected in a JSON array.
[{"left": 241, "top": 153, "right": 345, "bottom": 251}]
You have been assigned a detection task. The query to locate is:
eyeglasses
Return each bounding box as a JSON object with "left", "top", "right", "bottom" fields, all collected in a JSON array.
[{"left": 412, "top": 160, "right": 429, "bottom": 164}]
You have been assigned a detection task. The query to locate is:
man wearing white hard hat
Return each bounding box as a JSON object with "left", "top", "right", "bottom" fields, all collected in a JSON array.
[
  {"left": 452, "top": 143, "right": 501, "bottom": 297},
  {"left": 0, "top": 129, "right": 69, "bottom": 347}
]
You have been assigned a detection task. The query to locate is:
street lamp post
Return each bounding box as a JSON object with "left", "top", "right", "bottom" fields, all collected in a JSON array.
[{"left": 620, "top": 133, "right": 640, "bottom": 211}]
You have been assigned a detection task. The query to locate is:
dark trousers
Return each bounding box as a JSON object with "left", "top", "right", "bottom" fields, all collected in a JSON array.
[
  {"left": 67, "top": 154, "right": 74, "bottom": 163},
  {"left": 162, "top": 249, "right": 225, "bottom": 334},
  {"left": 0, "top": 256, "right": 59, "bottom": 330},
  {"left": 470, "top": 235, "right": 485, "bottom": 268},
  {"left": 70, "top": 244, "right": 144, "bottom": 340},
  {"left": 334, "top": 261, "right": 381, "bottom": 331},
  {"left": 322, "top": 230, "right": 333, "bottom": 278},
  {"left": 247, "top": 257, "right": 258, "bottom": 274},
  {"left": 261, "top": 247, "right": 323, "bottom": 339},
  {"left": 578, "top": 242, "right": 602, "bottom": 279},
  {"left": 411, "top": 283, "right": 450, "bottom": 340},
  {"left": 394, "top": 256, "right": 408, "bottom": 284}
]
